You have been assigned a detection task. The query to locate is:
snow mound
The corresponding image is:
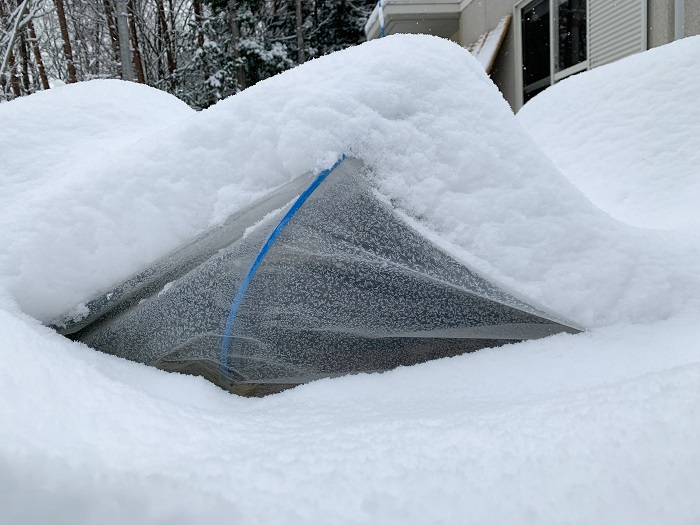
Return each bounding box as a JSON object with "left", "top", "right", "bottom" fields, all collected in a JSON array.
[
  {"left": 2, "top": 296, "right": 700, "bottom": 525},
  {"left": 0, "top": 80, "right": 194, "bottom": 195},
  {"left": 2, "top": 35, "right": 700, "bottom": 327},
  {"left": 2, "top": 35, "right": 700, "bottom": 525},
  {"left": 517, "top": 36, "right": 700, "bottom": 231}
]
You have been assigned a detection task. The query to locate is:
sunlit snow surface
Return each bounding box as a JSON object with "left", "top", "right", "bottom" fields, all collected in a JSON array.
[{"left": 1, "top": 35, "right": 700, "bottom": 524}]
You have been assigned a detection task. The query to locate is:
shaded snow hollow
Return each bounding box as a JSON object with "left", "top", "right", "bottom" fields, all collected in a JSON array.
[{"left": 1, "top": 35, "right": 700, "bottom": 524}]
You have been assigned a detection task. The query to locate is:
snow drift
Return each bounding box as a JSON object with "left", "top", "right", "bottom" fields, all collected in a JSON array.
[
  {"left": 0, "top": 79, "right": 194, "bottom": 193},
  {"left": 518, "top": 36, "right": 700, "bottom": 231},
  {"left": 2, "top": 36, "right": 700, "bottom": 328},
  {"left": 2, "top": 34, "right": 700, "bottom": 524}
]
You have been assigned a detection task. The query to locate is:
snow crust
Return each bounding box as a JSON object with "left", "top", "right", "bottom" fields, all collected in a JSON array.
[
  {"left": 1, "top": 35, "right": 700, "bottom": 524},
  {"left": 518, "top": 36, "right": 700, "bottom": 231}
]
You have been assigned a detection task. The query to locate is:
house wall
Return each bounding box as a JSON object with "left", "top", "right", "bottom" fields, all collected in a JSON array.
[
  {"left": 459, "top": 0, "right": 520, "bottom": 110},
  {"left": 490, "top": 25, "right": 518, "bottom": 110},
  {"left": 458, "top": 0, "right": 698, "bottom": 111},
  {"left": 648, "top": 0, "right": 700, "bottom": 47},
  {"left": 458, "top": 0, "right": 515, "bottom": 44},
  {"left": 483, "top": 0, "right": 700, "bottom": 111},
  {"left": 686, "top": 0, "right": 700, "bottom": 36},
  {"left": 648, "top": 0, "right": 675, "bottom": 47}
]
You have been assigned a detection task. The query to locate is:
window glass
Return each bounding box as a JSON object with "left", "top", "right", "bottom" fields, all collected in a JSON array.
[
  {"left": 521, "top": 0, "right": 551, "bottom": 102},
  {"left": 557, "top": 0, "right": 587, "bottom": 71}
]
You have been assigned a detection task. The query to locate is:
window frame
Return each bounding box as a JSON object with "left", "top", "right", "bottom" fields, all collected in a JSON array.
[{"left": 514, "top": 0, "right": 591, "bottom": 111}]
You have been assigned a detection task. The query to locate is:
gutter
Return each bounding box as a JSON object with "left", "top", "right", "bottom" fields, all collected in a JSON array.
[{"left": 675, "top": 0, "right": 685, "bottom": 40}]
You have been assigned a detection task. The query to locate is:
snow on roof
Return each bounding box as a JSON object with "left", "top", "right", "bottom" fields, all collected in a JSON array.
[{"left": 467, "top": 14, "right": 512, "bottom": 73}]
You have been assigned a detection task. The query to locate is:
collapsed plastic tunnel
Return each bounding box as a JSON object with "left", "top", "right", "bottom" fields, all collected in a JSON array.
[{"left": 51, "top": 157, "right": 581, "bottom": 396}]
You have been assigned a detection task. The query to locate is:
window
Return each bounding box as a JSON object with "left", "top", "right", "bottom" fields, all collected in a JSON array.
[
  {"left": 515, "top": 0, "right": 589, "bottom": 109},
  {"left": 556, "top": 0, "right": 587, "bottom": 73},
  {"left": 521, "top": 0, "right": 551, "bottom": 103}
]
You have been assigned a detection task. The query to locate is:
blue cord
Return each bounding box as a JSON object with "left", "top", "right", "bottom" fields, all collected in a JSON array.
[{"left": 219, "top": 155, "right": 346, "bottom": 377}]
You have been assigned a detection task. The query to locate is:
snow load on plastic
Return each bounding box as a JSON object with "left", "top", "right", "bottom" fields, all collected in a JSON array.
[{"left": 52, "top": 157, "right": 580, "bottom": 395}]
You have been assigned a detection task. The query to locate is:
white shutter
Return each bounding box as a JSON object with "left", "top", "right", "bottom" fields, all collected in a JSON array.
[{"left": 589, "top": 0, "right": 647, "bottom": 68}]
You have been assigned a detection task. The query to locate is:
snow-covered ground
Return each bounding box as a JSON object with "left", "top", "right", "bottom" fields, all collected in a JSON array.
[{"left": 1, "top": 35, "right": 699, "bottom": 524}]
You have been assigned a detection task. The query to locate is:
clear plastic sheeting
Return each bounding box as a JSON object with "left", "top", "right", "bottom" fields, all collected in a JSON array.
[{"left": 52, "top": 158, "right": 581, "bottom": 396}]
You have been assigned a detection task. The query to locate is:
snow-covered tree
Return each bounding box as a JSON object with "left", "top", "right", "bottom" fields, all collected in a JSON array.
[{"left": 1, "top": 0, "right": 376, "bottom": 106}]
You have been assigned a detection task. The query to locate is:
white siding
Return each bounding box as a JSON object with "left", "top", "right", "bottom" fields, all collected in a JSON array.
[{"left": 589, "top": 0, "right": 647, "bottom": 68}]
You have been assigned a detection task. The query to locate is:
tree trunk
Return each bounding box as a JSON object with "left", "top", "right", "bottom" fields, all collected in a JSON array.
[
  {"left": 192, "top": 0, "right": 204, "bottom": 49},
  {"left": 155, "top": 0, "right": 175, "bottom": 88},
  {"left": 0, "top": 0, "right": 30, "bottom": 78},
  {"left": 127, "top": 0, "right": 145, "bottom": 83},
  {"left": 167, "top": 0, "right": 175, "bottom": 44},
  {"left": 115, "top": 0, "right": 133, "bottom": 80},
  {"left": 295, "top": 0, "right": 305, "bottom": 64},
  {"left": 7, "top": 51, "right": 21, "bottom": 96},
  {"left": 27, "top": 20, "right": 49, "bottom": 89},
  {"left": 0, "top": 0, "right": 9, "bottom": 90},
  {"left": 228, "top": 1, "right": 246, "bottom": 90},
  {"left": 155, "top": 10, "right": 164, "bottom": 78},
  {"left": 18, "top": 30, "right": 30, "bottom": 92},
  {"left": 101, "top": 0, "right": 121, "bottom": 73},
  {"left": 0, "top": 0, "right": 5, "bottom": 94},
  {"left": 55, "top": 0, "right": 77, "bottom": 82}
]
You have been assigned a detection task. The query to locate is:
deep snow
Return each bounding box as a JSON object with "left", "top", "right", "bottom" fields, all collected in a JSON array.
[
  {"left": 517, "top": 36, "right": 700, "bottom": 231},
  {"left": 3, "top": 306, "right": 700, "bottom": 525},
  {"left": 1, "top": 35, "right": 700, "bottom": 524},
  {"left": 2, "top": 37, "right": 700, "bottom": 327}
]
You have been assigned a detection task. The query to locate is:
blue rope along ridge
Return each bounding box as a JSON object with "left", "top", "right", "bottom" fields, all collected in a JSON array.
[{"left": 219, "top": 155, "right": 347, "bottom": 377}]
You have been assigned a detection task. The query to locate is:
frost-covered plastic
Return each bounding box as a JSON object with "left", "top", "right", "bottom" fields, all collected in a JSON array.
[{"left": 52, "top": 158, "right": 580, "bottom": 395}]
